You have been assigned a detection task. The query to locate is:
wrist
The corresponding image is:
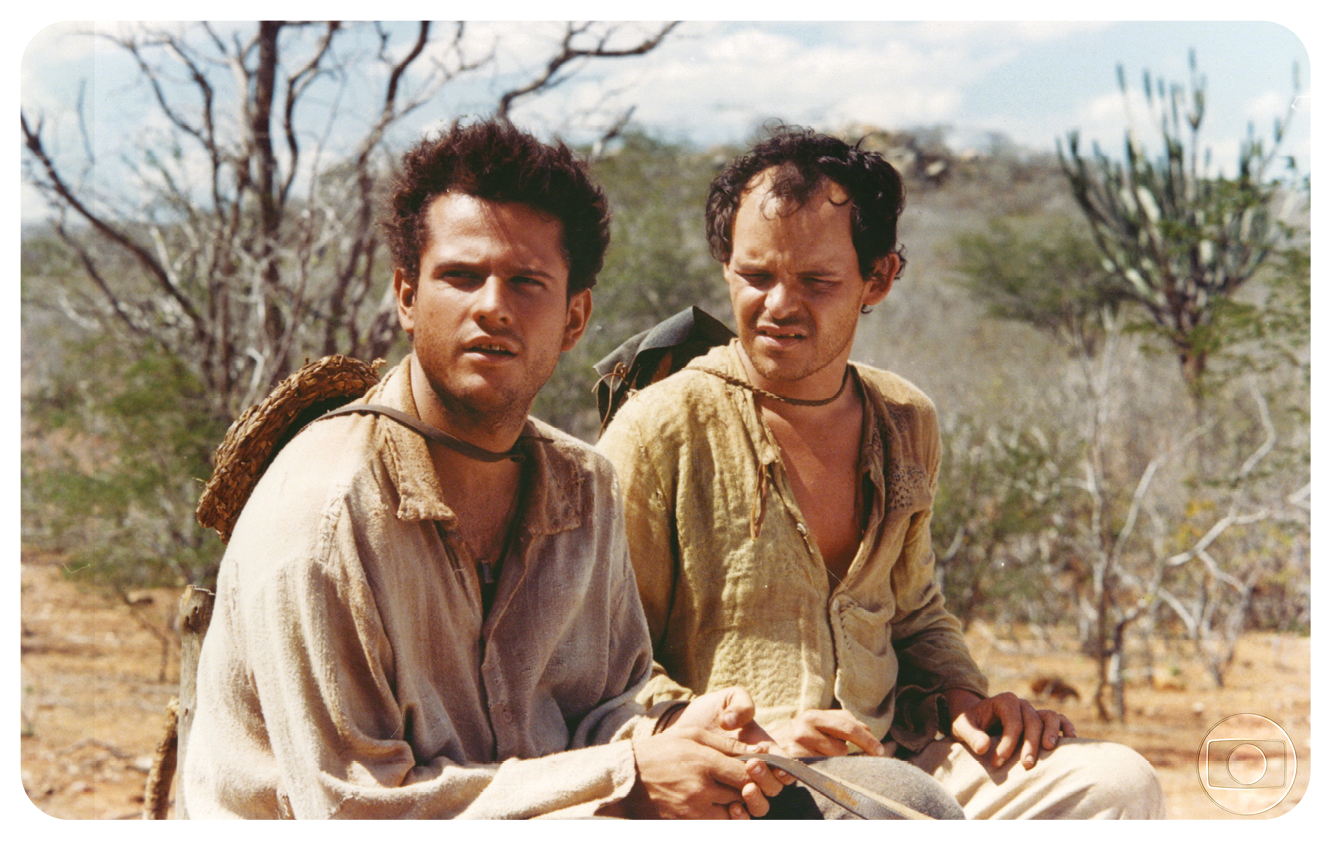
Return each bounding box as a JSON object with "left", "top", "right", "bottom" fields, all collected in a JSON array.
[
  {"left": 654, "top": 701, "right": 689, "bottom": 733},
  {"left": 618, "top": 738, "right": 652, "bottom": 819}
]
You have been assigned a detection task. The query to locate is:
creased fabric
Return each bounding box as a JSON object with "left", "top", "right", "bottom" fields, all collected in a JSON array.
[
  {"left": 183, "top": 356, "right": 656, "bottom": 819},
  {"left": 598, "top": 340, "right": 988, "bottom": 753}
]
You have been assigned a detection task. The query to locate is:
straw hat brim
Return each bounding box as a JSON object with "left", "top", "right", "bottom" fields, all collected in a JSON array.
[{"left": 196, "top": 355, "right": 383, "bottom": 543}]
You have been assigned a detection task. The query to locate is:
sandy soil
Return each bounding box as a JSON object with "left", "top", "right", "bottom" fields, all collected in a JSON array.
[{"left": 18, "top": 550, "right": 1312, "bottom": 820}]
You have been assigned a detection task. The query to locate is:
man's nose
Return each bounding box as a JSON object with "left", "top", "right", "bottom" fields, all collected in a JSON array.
[
  {"left": 474, "top": 276, "right": 512, "bottom": 324},
  {"left": 764, "top": 279, "right": 799, "bottom": 318}
]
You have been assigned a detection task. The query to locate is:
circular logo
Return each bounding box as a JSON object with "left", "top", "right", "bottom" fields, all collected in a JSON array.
[{"left": 1197, "top": 714, "right": 1297, "bottom": 815}]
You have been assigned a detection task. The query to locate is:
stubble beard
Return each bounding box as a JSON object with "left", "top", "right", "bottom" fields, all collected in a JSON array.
[
  {"left": 742, "top": 320, "right": 853, "bottom": 389},
  {"left": 429, "top": 375, "right": 536, "bottom": 440}
]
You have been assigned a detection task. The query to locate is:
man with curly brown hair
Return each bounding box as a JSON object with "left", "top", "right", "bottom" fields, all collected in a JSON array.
[{"left": 181, "top": 118, "right": 803, "bottom": 819}]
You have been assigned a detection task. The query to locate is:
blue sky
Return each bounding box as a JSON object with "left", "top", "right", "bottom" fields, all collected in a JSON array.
[
  {"left": 17, "top": 11, "right": 1314, "bottom": 228},
  {"left": 522, "top": 18, "right": 1311, "bottom": 162}
]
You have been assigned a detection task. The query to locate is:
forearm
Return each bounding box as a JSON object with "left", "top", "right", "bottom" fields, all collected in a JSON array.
[{"left": 892, "top": 593, "right": 989, "bottom": 699}]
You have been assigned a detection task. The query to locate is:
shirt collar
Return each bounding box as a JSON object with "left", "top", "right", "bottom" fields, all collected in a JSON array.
[
  {"left": 690, "top": 340, "right": 888, "bottom": 477},
  {"left": 372, "top": 356, "right": 581, "bottom": 535}
]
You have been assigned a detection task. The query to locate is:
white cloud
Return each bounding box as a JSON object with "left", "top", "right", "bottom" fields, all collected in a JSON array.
[{"left": 524, "top": 21, "right": 1058, "bottom": 144}]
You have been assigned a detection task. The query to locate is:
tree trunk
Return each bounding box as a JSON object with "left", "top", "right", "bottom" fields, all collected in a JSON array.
[{"left": 1109, "top": 625, "right": 1127, "bottom": 723}]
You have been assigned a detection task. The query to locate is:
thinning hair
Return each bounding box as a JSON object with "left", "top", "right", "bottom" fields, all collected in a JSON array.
[{"left": 706, "top": 124, "right": 907, "bottom": 278}]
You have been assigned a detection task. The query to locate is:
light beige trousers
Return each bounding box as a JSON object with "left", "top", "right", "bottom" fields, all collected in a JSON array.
[{"left": 904, "top": 737, "right": 1166, "bottom": 819}]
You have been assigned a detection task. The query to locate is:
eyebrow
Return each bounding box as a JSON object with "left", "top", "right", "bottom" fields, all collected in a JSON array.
[
  {"left": 427, "top": 258, "right": 559, "bottom": 281},
  {"left": 730, "top": 260, "right": 841, "bottom": 278}
]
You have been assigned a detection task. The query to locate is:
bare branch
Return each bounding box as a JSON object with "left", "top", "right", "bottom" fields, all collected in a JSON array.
[
  {"left": 496, "top": 22, "right": 678, "bottom": 118},
  {"left": 280, "top": 22, "right": 341, "bottom": 203},
  {"left": 22, "top": 112, "right": 206, "bottom": 338},
  {"left": 1236, "top": 384, "right": 1276, "bottom": 482}
]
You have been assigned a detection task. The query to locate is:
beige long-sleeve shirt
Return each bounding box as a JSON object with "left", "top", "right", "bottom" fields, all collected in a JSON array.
[
  {"left": 183, "top": 357, "right": 657, "bottom": 818},
  {"left": 598, "top": 341, "right": 988, "bottom": 752}
]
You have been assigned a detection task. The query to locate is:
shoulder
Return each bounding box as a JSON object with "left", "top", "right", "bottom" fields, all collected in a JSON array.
[
  {"left": 222, "top": 412, "right": 387, "bottom": 582},
  {"left": 855, "top": 364, "right": 938, "bottom": 429},
  {"left": 854, "top": 364, "right": 935, "bottom": 412},
  {"left": 597, "top": 366, "right": 735, "bottom": 473},
  {"left": 530, "top": 416, "right": 615, "bottom": 481},
  {"left": 607, "top": 363, "right": 734, "bottom": 435}
]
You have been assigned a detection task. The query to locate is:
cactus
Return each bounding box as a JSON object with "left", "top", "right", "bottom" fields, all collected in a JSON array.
[{"left": 1057, "top": 50, "right": 1301, "bottom": 398}]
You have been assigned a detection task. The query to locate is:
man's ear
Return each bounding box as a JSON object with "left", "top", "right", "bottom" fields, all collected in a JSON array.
[
  {"left": 394, "top": 267, "right": 416, "bottom": 335},
  {"left": 561, "top": 288, "right": 593, "bottom": 352},
  {"left": 863, "top": 252, "right": 900, "bottom": 308}
]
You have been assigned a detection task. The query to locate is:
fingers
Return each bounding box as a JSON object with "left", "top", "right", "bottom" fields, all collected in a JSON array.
[
  {"left": 703, "top": 752, "right": 772, "bottom": 818},
  {"left": 679, "top": 686, "right": 757, "bottom": 732},
  {"left": 745, "top": 757, "right": 785, "bottom": 798},
  {"left": 958, "top": 694, "right": 1077, "bottom": 769},
  {"left": 787, "top": 726, "right": 851, "bottom": 757},
  {"left": 740, "top": 780, "right": 771, "bottom": 817},
  {"left": 949, "top": 709, "right": 990, "bottom": 757},
  {"left": 771, "top": 710, "right": 888, "bottom": 758},
  {"left": 630, "top": 734, "right": 781, "bottom": 819},
  {"left": 975, "top": 692, "right": 1024, "bottom": 768},
  {"left": 805, "top": 710, "right": 888, "bottom": 757},
  {"left": 1058, "top": 711, "right": 1077, "bottom": 740},
  {"left": 1037, "top": 710, "right": 1075, "bottom": 751},
  {"left": 716, "top": 686, "right": 757, "bottom": 731},
  {"left": 1015, "top": 701, "right": 1043, "bottom": 769},
  {"left": 736, "top": 719, "right": 781, "bottom": 752},
  {"left": 677, "top": 726, "right": 755, "bottom": 757}
]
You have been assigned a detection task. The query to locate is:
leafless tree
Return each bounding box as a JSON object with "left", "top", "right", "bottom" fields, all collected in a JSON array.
[
  {"left": 1072, "top": 362, "right": 1299, "bottom": 720},
  {"left": 22, "top": 21, "right": 678, "bottom": 423}
]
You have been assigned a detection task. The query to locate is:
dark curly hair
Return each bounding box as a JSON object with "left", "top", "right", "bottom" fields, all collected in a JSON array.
[
  {"left": 705, "top": 124, "right": 907, "bottom": 279},
  {"left": 384, "top": 118, "right": 610, "bottom": 294}
]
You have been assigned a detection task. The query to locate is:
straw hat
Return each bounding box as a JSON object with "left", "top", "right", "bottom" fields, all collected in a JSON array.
[{"left": 196, "top": 355, "right": 383, "bottom": 542}]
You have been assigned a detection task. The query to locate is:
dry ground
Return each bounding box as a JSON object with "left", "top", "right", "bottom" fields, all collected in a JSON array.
[{"left": 19, "top": 550, "right": 1312, "bottom": 820}]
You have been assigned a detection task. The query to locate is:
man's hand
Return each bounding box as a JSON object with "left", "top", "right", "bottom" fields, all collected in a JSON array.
[
  {"left": 767, "top": 709, "right": 888, "bottom": 758},
  {"left": 944, "top": 689, "right": 1076, "bottom": 770},
  {"left": 667, "top": 686, "right": 777, "bottom": 749},
  {"left": 624, "top": 728, "right": 784, "bottom": 819},
  {"left": 651, "top": 687, "right": 796, "bottom": 817}
]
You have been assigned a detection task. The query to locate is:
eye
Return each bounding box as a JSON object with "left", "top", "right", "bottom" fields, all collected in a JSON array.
[
  {"left": 437, "top": 268, "right": 481, "bottom": 285},
  {"left": 511, "top": 275, "right": 548, "bottom": 291}
]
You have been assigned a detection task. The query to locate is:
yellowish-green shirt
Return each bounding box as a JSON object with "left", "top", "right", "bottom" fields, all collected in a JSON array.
[{"left": 598, "top": 341, "right": 988, "bottom": 751}]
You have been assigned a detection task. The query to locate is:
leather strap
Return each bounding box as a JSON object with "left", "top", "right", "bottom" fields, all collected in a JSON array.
[{"left": 316, "top": 404, "right": 549, "bottom": 463}]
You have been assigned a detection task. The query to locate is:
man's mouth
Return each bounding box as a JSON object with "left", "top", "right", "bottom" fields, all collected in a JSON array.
[
  {"left": 756, "top": 325, "right": 806, "bottom": 342},
  {"left": 465, "top": 339, "right": 518, "bottom": 357}
]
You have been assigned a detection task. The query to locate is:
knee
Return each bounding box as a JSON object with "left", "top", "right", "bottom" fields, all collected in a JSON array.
[{"left": 1062, "top": 739, "right": 1166, "bottom": 819}]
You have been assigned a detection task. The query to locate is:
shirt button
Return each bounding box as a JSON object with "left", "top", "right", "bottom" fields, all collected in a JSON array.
[
  {"left": 502, "top": 709, "right": 515, "bottom": 724},
  {"left": 796, "top": 523, "right": 807, "bottom": 536}
]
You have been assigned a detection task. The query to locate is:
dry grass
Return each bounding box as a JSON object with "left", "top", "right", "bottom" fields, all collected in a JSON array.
[{"left": 965, "top": 620, "right": 1312, "bottom": 819}]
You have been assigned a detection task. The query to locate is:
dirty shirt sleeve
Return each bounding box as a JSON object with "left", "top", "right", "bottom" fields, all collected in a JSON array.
[
  {"left": 598, "top": 406, "right": 699, "bottom": 712},
  {"left": 884, "top": 410, "right": 989, "bottom": 751}
]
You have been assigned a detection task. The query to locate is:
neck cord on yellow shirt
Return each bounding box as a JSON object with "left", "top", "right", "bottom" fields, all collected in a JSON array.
[{"left": 697, "top": 366, "right": 852, "bottom": 407}]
